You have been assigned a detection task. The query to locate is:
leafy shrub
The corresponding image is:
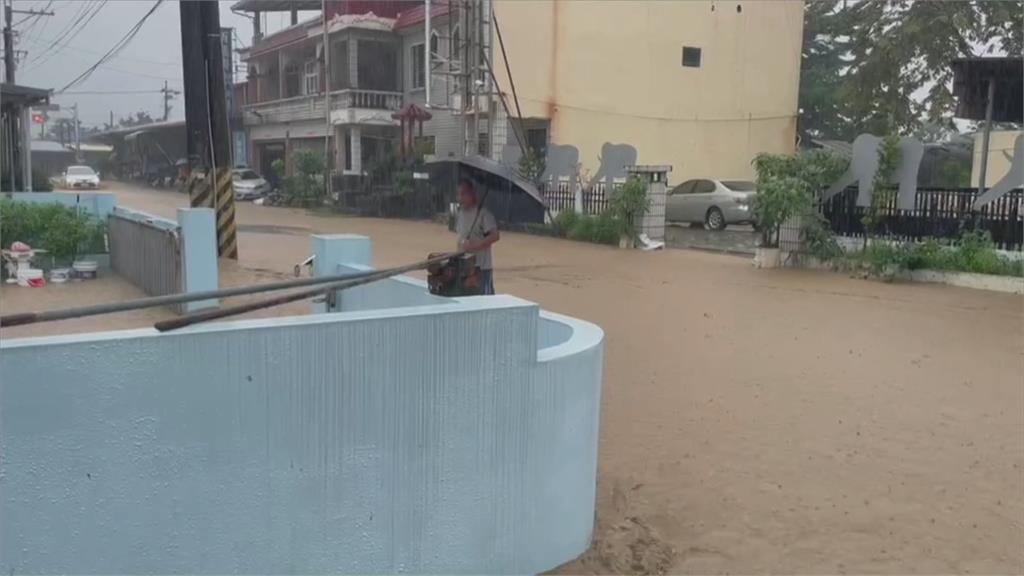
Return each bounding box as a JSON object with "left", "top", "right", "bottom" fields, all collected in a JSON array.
[
  {"left": 562, "top": 212, "right": 620, "bottom": 245},
  {"left": 846, "top": 231, "right": 1023, "bottom": 279},
  {"left": 751, "top": 176, "right": 811, "bottom": 247},
  {"left": 0, "top": 198, "right": 107, "bottom": 264},
  {"left": 607, "top": 176, "right": 649, "bottom": 240},
  {"left": 518, "top": 147, "right": 547, "bottom": 186},
  {"left": 753, "top": 149, "right": 849, "bottom": 249},
  {"left": 551, "top": 210, "right": 581, "bottom": 236},
  {"left": 271, "top": 151, "right": 326, "bottom": 207}
]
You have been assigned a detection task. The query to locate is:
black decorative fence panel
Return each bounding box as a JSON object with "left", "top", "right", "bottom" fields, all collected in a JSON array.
[{"left": 822, "top": 187, "right": 1023, "bottom": 250}]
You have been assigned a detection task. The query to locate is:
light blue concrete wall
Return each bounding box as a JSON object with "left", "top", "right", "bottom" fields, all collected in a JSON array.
[
  {"left": 177, "top": 208, "right": 219, "bottom": 312},
  {"left": 2, "top": 191, "right": 116, "bottom": 219},
  {"left": 111, "top": 205, "right": 178, "bottom": 230},
  {"left": 310, "top": 234, "right": 577, "bottom": 350},
  {"left": 1, "top": 295, "right": 604, "bottom": 574}
]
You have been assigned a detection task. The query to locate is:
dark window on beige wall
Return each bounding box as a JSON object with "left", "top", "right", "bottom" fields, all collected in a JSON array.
[
  {"left": 682, "top": 46, "right": 702, "bottom": 68},
  {"left": 411, "top": 43, "right": 425, "bottom": 89}
]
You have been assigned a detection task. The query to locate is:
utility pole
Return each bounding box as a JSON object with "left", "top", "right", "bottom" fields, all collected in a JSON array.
[
  {"left": 322, "top": 0, "right": 332, "bottom": 200},
  {"left": 3, "top": 0, "right": 55, "bottom": 83},
  {"left": 4, "top": 0, "right": 15, "bottom": 83},
  {"left": 71, "top": 103, "right": 80, "bottom": 161},
  {"left": 161, "top": 80, "right": 180, "bottom": 121},
  {"left": 180, "top": 0, "right": 238, "bottom": 259}
]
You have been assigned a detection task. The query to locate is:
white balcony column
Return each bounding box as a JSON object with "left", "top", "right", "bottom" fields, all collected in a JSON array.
[{"left": 349, "top": 126, "right": 362, "bottom": 174}]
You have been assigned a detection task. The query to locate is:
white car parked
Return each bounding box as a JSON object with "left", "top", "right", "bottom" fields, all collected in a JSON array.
[
  {"left": 63, "top": 165, "right": 101, "bottom": 189},
  {"left": 232, "top": 168, "right": 270, "bottom": 201}
]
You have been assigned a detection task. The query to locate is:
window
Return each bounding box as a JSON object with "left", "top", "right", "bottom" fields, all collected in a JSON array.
[
  {"left": 526, "top": 127, "right": 548, "bottom": 157},
  {"left": 411, "top": 43, "right": 425, "bottom": 89},
  {"left": 414, "top": 135, "right": 436, "bottom": 155},
  {"left": 682, "top": 46, "right": 702, "bottom": 68},
  {"left": 478, "top": 132, "right": 489, "bottom": 157},
  {"left": 670, "top": 180, "right": 696, "bottom": 195},
  {"left": 694, "top": 179, "right": 716, "bottom": 193},
  {"left": 283, "top": 61, "right": 301, "bottom": 97},
  {"left": 721, "top": 180, "right": 756, "bottom": 192},
  {"left": 303, "top": 60, "right": 320, "bottom": 95},
  {"left": 430, "top": 31, "right": 440, "bottom": 61},
  {"left": 451, "top": 25, "right": 461, "bottom": 67}
]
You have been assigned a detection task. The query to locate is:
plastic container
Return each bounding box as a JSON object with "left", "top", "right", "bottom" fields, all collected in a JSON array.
[
  {"left": 16, "top": 268, "right": 44, "bottom": 287},
  {"left": 49, "top": 268, "right": 72, "bottom": 283},
  {"left": 72, "top": 260, "right": 99, "bottom": 280}
]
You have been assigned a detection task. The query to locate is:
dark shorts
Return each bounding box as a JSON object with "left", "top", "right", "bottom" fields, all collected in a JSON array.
[{"left": 479, "top": 269, "right": 494, "bottom": 295}]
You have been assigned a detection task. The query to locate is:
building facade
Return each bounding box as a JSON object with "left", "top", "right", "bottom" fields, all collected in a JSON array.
[{"left": 236, "top": 0, "right": 803, "bottom": 185}]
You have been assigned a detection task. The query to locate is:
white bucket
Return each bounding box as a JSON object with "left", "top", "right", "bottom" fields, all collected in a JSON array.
[
  {"left": 16, "top": 268, "right": 44, "bottom": 287},
  {"left": 73, "top": 260, "right": 99, "bottom": 279},
  {"left": 49, "top": 268, "right": 72, "bottom": 283}
]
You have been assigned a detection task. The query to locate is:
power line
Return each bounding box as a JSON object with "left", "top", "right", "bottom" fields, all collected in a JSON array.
[
  {"left": 23, "top": 0, "right": 54, "bottom": 44},
  {"left": 26, "top": 0, "right": 93, "bottom": 66},
  {"left": 58, "top": 0, "right": 166, "bottom": 94},
  {"left": 23, "top": 31, "right": 182, "bottom": 67},
  {"left": 30, "top": 0, "right": 107, "bottom": 68},
  {"left": 58, "top": 89, "right": 164, "bottom": 95}
]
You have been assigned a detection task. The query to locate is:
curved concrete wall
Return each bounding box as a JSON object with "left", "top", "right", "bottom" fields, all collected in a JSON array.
[{"left": 1, "top": 294, "right": 603, "bottom": 573}]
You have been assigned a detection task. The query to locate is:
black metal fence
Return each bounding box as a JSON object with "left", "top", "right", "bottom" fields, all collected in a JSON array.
[
  {"left": 540, "top": 181, "right": 615, "bottom": 215},
  {"left": 333, "top": 174, "right": 444, "bottom": 220},
  {"left": 822, "top": 187, "right": 1023, "bottom": 249}
]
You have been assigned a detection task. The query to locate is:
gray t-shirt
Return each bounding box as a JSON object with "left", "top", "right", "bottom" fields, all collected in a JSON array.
[{"left": 455, "top": 206, "right": 497, "bottom": 270}]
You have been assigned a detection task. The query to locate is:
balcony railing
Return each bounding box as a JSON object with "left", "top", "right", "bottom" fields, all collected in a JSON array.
[
  {"left": 244, "top": 89, "right": 402, "bottom": 125},
  {"left": 333, "top": 89, "right": 402, "bottom": 111}
]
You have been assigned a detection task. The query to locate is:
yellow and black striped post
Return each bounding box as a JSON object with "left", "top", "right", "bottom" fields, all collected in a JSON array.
[
  {"left": 179, "top": 1, "right": 238, "bottom": 260},
  {"left": 187, "top": 167, "right": 237, "bottom": 259}
]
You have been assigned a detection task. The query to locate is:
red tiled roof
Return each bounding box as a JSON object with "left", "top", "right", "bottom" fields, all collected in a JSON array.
[
  {"left": 394, "top": 1, "right": 450, "bottom": 30},
  {"left": 249, "top": 18, "right": 322, "bottom": 58}
]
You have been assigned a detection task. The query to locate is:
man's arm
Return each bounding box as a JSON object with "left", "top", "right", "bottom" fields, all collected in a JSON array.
[
  {"left": 462, "top": 210, "right": 500, "bottom": 252},
  {"left": 463, "top": 229, "right": 499, "bottom": 252}
]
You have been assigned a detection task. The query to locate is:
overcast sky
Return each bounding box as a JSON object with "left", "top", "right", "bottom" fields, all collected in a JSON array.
[{"left": 6, "top": 1, "right": 313, "bottom": 128}]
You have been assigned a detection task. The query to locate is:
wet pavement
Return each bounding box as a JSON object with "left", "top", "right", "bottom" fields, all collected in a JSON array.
[{"left": 664, "top": 223, "right": 758, "bottom": 255}]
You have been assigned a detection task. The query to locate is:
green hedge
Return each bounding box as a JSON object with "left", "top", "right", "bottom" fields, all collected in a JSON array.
[
  {"left": 849, "top": 231, "right": 1023, "bottom": 278},
  {"left": 548, "top": 210, "right": 620, "bottom": 245},
  {"left": 0, "top": 198, "right": 107, "bottom": 264}
]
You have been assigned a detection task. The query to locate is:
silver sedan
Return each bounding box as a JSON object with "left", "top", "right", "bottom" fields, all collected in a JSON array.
[{"left": 665, "top": 179, "right": 756, "bottom": 230}]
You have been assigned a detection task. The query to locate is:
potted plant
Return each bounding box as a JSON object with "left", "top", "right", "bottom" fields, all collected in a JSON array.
[
  {"left": 751, "top": 176, "right": 809, "bottom": 268},
  {"left": 608, "top": 176, "right": 650, "bottom": 249}
]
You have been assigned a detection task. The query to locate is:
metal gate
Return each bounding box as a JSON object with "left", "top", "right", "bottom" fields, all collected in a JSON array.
[{"left": 108, "top": 212, "right": 183, "bottom": 312}]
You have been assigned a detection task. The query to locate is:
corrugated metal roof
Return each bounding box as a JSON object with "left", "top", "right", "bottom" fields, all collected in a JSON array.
[
  {"left": 30, "top": 140, "right": 73, "bottom": 153},
  {"left": 1, "top": 83, "right": 51, "bottom": 106}
]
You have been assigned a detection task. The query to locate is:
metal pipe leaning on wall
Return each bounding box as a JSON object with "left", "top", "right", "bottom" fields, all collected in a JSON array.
[
  {"left": 0, "top": 253, "right": 463, "bottom": 329},
  {"left": 154, "top": 252, "right": 462, "bottom": 332}
]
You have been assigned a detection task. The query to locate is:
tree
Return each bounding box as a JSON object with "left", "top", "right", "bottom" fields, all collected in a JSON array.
[
  {"left": 799, "top": 0, "right": 854, "bottom": 141},
  {"left": 799, "top": 0, "right": 1023, "bottom": 141},
  {"left": 117, "top": 110, "right": 155, "bottom": 128}
]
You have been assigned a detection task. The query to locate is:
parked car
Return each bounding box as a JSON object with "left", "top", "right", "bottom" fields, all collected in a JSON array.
[
  {"left": 665, "top": 179, "right": 756, "bottom": 230},
  {"left": 232, "top": 168, "right": 270, "bottom": 200},
  {"left": 63, "top": 165, "right": 101, "bottom": 189}
]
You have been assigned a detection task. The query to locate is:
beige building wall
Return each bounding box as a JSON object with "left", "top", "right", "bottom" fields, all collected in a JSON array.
[
  {"left": 972, "top": 130, "right": 1022, "bottom": 188},
  {"left": 491, "top": 0, "right": 803, "bottom": 183}
]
